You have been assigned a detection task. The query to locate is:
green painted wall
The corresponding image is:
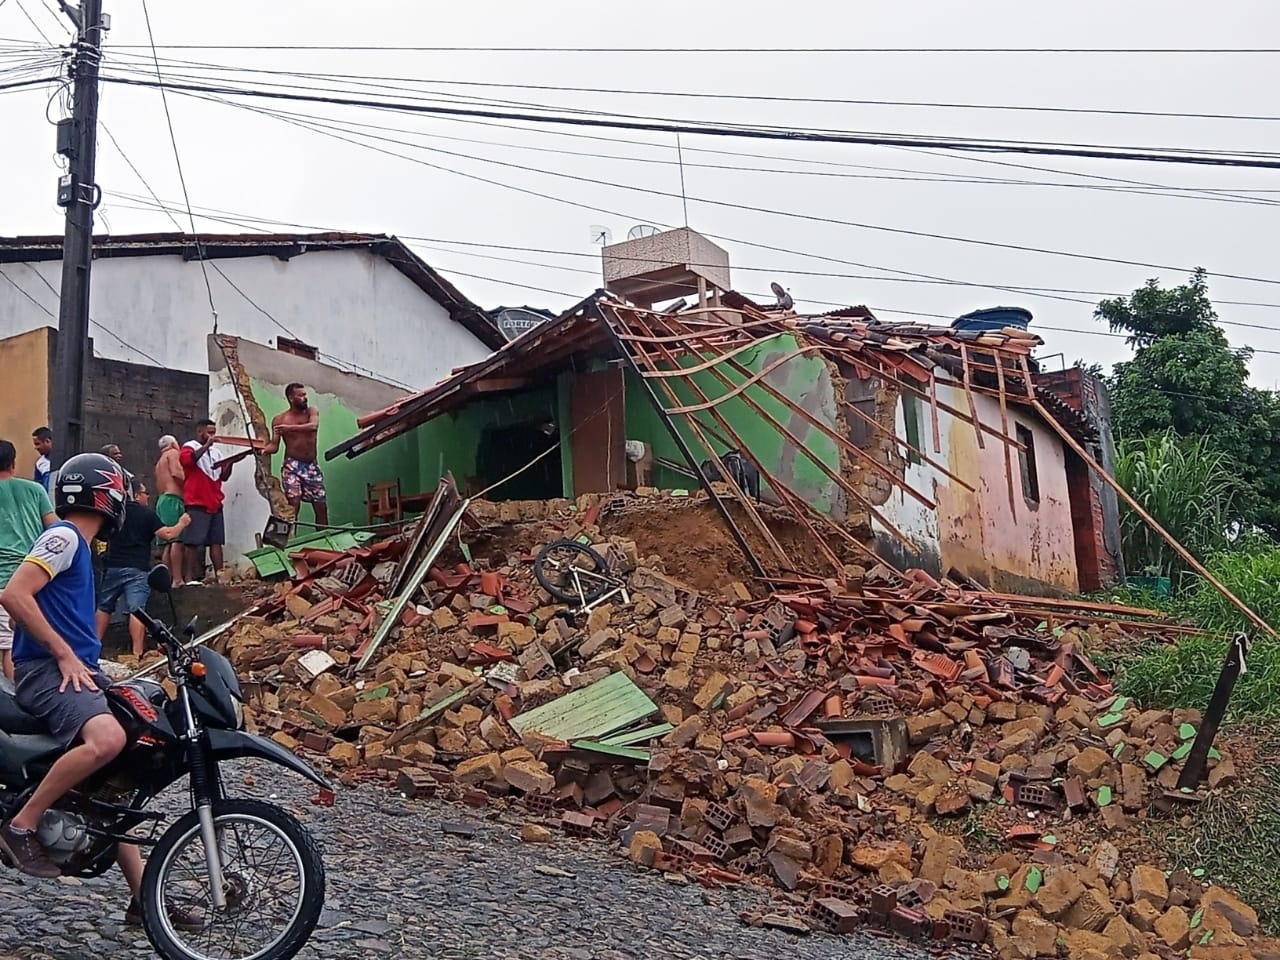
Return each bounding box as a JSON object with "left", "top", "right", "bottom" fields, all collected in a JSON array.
[
  {"left": 254, "top": 379, "right": 422, "bottom": 528},
  {"left": 622, "top": 333, "right": 843, "bottom": 514},
  {"left": 409, "top": 382, "right": 567, "bottom": 499},
  {"left": 399, "top": 333, "right": 843, "bottom": 511}
]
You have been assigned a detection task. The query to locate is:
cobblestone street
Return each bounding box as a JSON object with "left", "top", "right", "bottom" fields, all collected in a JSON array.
[{"left": 0, "top": 762, "right": 927, "bottom": 960}]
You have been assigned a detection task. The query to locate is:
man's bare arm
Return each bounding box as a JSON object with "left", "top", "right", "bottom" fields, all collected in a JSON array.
[
  {"left": 275, "top": 407, "right": 320, "bottom": 436},
  {"left": 155, "top": 512, "right": 192, "bottom": 542},
  {"left": 261, "top": 412, "right": 282, "bottom": 456},
  {"left": 0, "top": 564, "right": 76, "bottom": 663}
]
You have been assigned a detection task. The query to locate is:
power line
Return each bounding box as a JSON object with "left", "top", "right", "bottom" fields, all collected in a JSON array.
[
  {"left": 0, "top": 263, "right": 168, "bottom": 365},
  {"left": 149, "top": 85, "right": 1280, "bottom": 290},
  {"left": 101, "top": 185, "right": 1280, "bottom": 331},
  {"left": 119, "top": 87, "right": 1280, "bottom": 209},
  {"left": 96, "top": 51, "right": 1280, "bottom": 124},
  {"left": 97, "top": 125, "right": 416, "bottom": 390},
  {"left": 69, "top": 42, "right": 1280, "bottom": 54},
  {"left": 139, "top": 0, "right": 220, "bottom": 332},
  {"left": 96, "top": 186, "right": 1280, "bottom": 355},
  {"left": 97, "top": 74, "right": 1280, "bottom": 171}
]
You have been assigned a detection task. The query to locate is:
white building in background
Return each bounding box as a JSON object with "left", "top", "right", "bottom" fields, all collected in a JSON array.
[
  {"left": 0, "top": 232, "right": 502, "bottom": 389},
  {"left": 0, "top": 232, "right": 504, "bottom": 560}
]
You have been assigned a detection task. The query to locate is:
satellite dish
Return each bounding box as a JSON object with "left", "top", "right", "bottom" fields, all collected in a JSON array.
[
  {"left": 770, "top": 282, "right": 794, "bottom": 312},
  {"left": 494, "top": 307, "right": 552, "bottom": 342},
  {"left": 627, "top": 224, "right": 660, "bottom": 240},
  {"left": 588, "top": 225, "right": 613, "bottom": 245}
]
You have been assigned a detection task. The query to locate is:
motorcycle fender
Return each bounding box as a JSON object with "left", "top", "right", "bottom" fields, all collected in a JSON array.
[{"left": 205, "top": 729, "right": 331, "bottom": 790}]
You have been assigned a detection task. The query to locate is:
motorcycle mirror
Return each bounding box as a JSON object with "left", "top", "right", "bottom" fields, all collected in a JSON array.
[
  {"left": 184, "top": 616, "right": 198, "bottom": 639},
  {"left": 147, "top": 564, "right": 174, "bottom": 595}
]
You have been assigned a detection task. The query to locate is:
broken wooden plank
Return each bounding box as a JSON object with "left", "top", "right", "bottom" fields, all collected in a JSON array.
[
  {"left": 599, "top": 722, "right": 676, "bottom": 746},
  {"left": 357, "top": 498, "right": 470, "bottom": 671},
  {"left": 508, "top": 671, "right": 658, "bottom": 742},
  {"left": 569, "top": 741, "right": 651, "bottom": 763}
]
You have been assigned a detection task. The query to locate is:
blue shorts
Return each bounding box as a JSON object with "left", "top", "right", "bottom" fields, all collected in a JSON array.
[{"left": 97, "top": 567, "right": 150, "bottom": 615}]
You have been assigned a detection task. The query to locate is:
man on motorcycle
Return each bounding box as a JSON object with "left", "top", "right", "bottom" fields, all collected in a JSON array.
[{"left": 0, "top": 452, "right": 197, "bottom": 927}]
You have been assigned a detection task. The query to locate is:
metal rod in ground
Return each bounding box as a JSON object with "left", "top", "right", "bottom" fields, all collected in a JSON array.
[
  {"left": 1177, "top": 632, "right": 1251, "bottom": 791},
  {"left": 595, "top": 304, "right": 769, "bottom": 581}
]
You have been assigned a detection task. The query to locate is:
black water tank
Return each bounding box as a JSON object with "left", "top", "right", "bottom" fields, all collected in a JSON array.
[{"left": 951, "top": 306, "right": 1033, "bottom": 333}]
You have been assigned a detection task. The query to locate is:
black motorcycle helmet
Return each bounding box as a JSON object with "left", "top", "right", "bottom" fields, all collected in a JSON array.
[{"left": 53, "top": 452, "right": 128, "bottom": 537}]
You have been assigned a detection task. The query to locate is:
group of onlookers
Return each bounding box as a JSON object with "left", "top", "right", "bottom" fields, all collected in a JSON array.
[{"left": 1, "top": 386, "right": 328, "bottom": 673}]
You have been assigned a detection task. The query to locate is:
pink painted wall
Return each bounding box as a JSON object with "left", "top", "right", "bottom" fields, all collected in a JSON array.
[{"left": 874, "top": 376, "right": 1080, "bottom": 594}]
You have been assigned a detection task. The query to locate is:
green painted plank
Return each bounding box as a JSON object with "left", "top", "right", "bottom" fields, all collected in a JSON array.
[
  {"left": 509, "top": 672, "right": 658, "bottom": 741},
  {"left": 600, "top": 722, "right": 675, "bottom": 746},
  {"left": 569, "top": 740, "right": 650, "bottom": 763}
]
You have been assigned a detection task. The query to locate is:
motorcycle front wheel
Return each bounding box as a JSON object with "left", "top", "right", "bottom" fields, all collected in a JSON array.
[{"left": 140, "top": 798, "right": 325, "bottom": 960}]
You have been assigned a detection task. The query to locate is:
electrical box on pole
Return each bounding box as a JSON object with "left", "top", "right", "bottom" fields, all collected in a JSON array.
[{"left": 50, "top": 0, "right": 107, "bottom": 469}]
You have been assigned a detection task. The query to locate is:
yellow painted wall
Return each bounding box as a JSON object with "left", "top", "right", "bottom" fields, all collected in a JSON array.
[{"left": 0, "top": 329, "right": 51, "bottom": 476}]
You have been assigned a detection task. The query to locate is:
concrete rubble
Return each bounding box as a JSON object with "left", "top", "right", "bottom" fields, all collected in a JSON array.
[{"left": 198, "top": 489, "right": 1278, "bottom": 959}]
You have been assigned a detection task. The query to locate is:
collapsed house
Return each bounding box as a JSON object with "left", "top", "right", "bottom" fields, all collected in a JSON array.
[{"left": 327, "top": 228, "right": 1123, "bottom": 596}]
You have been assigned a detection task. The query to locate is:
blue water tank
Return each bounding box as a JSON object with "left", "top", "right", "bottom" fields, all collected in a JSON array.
[{"left": 951, "top": 306, "right": 1033, "bottom": 333}]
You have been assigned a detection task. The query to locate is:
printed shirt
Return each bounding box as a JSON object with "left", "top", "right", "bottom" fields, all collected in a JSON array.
[
  {"left": 12, "top": 521, "right": 101, "bottom": 668},
  {"left": 180, "top": 441, "right": 224, "bottom": 512},
  {"left": 34, "top": 454, "right": 51, "bottom": 491},
  {"left": 0, "top": 477, "right": 53, "bottom": 589}
]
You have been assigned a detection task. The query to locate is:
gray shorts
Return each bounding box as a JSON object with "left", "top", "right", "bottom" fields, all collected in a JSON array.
[{"left": 14, "top": 657, "right": 114, "bottom": 749}]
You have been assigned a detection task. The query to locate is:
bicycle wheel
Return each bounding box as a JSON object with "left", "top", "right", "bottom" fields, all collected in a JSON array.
[{"left": 534, "top": 539, "right": 612, "bottom": 604}]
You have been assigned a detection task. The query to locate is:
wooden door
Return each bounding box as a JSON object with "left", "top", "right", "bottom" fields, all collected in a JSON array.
[{"left": 569, "top": 368, "right": 626, "bottom": 496}]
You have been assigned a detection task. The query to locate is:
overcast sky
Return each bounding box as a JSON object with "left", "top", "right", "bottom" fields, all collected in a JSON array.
[{"left": 3, "top": 0, "right": 1279, "bottom": 387}]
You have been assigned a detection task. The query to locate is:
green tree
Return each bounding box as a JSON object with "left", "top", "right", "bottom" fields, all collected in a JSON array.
[
  {"left": 1099, "top": 269, "right": 1280, "bottom": 534},
  {"left": 1112, "top": 431, "right": 1238, "bottom": 580}
]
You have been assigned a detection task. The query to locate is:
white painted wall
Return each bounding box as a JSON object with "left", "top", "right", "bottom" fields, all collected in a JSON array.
[
  {"left": 207, "top": 366, "right": 267, "bottom": 564},
  {"left": 0, "top": 248, "right": 492, "bottom": 391},
  {"left": 0, "top": 245, "right": 495, "bottom": 565}
]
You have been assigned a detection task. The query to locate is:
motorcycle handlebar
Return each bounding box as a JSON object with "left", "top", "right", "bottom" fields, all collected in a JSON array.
[{"left": 130, "top": 608, "right": 183, "bottom": 658}]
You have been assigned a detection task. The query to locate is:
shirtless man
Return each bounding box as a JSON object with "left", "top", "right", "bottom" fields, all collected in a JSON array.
[
  {"left": 153, "top": 435, "right": 185, "bottom": 573},
  {"left": 263, "top": 382, "right": 328, "bottom": 529}
]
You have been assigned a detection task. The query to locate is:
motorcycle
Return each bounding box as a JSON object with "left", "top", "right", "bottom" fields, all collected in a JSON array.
[{"left": 0, "top": 564, "right": 327, "bottom": 960}]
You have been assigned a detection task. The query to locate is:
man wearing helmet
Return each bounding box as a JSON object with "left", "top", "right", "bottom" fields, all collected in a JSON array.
[{"left": 0, "top": 452, "right": 197, "bottom": 926}]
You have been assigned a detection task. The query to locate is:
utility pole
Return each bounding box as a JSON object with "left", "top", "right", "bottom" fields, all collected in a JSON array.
[{"left": 51, "top": 0, "right": 107, "bottom": 467}]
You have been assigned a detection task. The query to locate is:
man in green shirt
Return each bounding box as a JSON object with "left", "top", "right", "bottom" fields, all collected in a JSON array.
[{"left": 0, "top": 438, "right": 56, "bottom": 679}]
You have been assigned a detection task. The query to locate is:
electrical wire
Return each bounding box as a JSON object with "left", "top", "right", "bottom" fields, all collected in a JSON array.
[
  {"left": 70, "top": 42, "right": 1280, "bottom": 53},
  {"left": 96, "top": 74, "right": 1280, "bottom": 170},
  {"left": 0, "top": 264, "right": 169, "bottom": 365},
  {"left": 100, "top": 187, "right": 1280, "bottom": 339},
  {"left": 97, "top": 125, "right": 417, "bottom": 391},
  {"left": 94, "top": 54, "right": 1280, "bottom": 124},
  {"left": 107, "top": 86, "right": 1280, "bottom": 209},
  {"left": 138, "top": 0, "right": 220, "bottom": 333},
  {"left": 146, "top": 84, "right": 1280, "bottom": 290},
  {"left": 90, "top": 57, "right": 1280, "bottom": 210}
]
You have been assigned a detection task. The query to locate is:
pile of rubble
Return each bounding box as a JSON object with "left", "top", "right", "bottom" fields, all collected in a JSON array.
[{"left": 204, "top": 489, "right": 1275, "bottom": 959}]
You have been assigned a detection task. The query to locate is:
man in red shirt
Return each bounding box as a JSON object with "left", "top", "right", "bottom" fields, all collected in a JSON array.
[{"left": 178, "top": 419, "right": 252, "bottom": 585}]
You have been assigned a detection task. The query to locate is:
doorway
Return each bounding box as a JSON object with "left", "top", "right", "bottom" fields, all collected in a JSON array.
[{"left": 475, "top": 422, "right": 562, "bottom": 500}]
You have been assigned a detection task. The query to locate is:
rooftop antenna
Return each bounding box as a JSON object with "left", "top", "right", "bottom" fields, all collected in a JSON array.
[
  {"left": 676, "top": 133, "right": 690, "bottom": 226},
  {"left": 588, "top": 224, "right": 613, "bottom": 246}
]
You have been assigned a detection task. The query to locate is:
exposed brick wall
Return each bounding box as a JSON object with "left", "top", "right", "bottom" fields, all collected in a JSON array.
[
  {"left": 1034, "top": 367, "right": 1124, "bottom": 587},
  {"left": 82, "top": 351, "right": 208, "bottom": 486}
]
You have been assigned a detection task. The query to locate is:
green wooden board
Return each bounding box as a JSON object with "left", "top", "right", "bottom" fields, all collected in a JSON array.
[
  {"left": 509, "top": 672, "right": 658, "bottom": 742},
  {"left": 600, "top": 722, "right": 675, "bottom": 746},
  {"left": 245, "top": 530, "right": 373, "bottom": 579},
  {"left": 569, "top": 740, "right": 651, "bottom": 763}
]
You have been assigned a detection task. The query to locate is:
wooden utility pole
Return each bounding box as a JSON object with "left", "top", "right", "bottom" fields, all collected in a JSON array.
[{"left": 51, "top": 0, "right": 106, "bottom": 466}]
